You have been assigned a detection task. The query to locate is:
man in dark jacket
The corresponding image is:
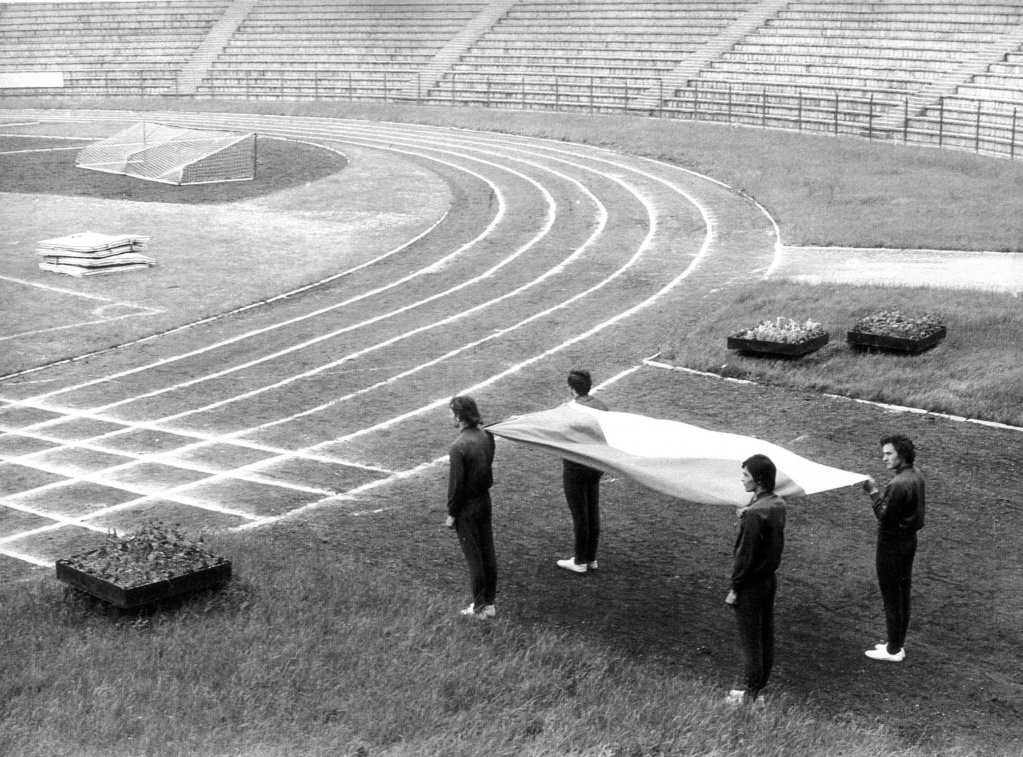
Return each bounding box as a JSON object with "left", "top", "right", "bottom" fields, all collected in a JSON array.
[
  {"left": 862, "top": 434, "right": 925, "bottom": 662},
  {"left": 725, "top": 453, "right": 786, "bottom": 705},
  {"left": 557, "top": 368, "right": 609, "bottom": 574},
  {"left": 446, "top": 395, "right": 497, "bottom": 619}
]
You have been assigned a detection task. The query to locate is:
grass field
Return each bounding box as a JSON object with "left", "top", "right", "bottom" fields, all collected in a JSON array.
[{"left": 0, "top": 99, "right": 1020, "bottom": 757}]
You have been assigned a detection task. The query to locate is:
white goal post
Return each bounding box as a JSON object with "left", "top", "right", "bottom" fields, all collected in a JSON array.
[{"left": 76, "top": 122, "right": 256, "bottom": 185}]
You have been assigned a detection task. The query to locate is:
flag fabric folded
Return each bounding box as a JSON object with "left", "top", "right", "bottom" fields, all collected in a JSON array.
[{"left": 487, "top": 403, "right": 867, "bottom": 506}]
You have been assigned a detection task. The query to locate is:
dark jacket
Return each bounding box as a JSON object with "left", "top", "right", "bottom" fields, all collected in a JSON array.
[
  {"left": 731, "top": 492, "right": 786, "bottom": 591},
  {"left": 447, "top": 426, "right": 495, "bottom": 518},
  {"left": 871, "top": 464, "right": 925, "bottom": 535}
]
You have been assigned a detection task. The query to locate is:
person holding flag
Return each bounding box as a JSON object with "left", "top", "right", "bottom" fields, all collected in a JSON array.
[
  {"left": 861, "top": 434, "right": 925, "bottom": 662},
  {"left": 725, "top": 454, "right": 787, "bottom": 706},
  {"left": 556, "top": 369, "right": 609, "bottom": 575},
  {"left": 446, "top": 395, "right": 498, "bottom": 619}
]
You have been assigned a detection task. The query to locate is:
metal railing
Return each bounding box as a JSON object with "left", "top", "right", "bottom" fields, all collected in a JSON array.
[{"left": 4, "top": 68, "right": 1022, "bottom": 160}]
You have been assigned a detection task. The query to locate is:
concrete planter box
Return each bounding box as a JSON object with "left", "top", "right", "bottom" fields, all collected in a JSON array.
[
  {"left": 727, "top": 332, "right": 829, "bottom": 357},
  {"left": 846, "top": 326, "right": 946, "bottom": 354},
  {"left": 56, "top": 552, "right": 231, "bottom": 609}
]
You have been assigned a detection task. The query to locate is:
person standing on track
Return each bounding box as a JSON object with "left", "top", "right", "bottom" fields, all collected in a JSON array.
[
  {"left": 446, "top": 395, "right": 498, "bottom": 619},
  {"left": 725, "top": 454, "right": 786, "bottom": 706},
  {"left": 861, "top": 434, "right": 925, "bottom": 662},
  {"left": 557, "top": 369, "right": 609, "bottom": 575}
]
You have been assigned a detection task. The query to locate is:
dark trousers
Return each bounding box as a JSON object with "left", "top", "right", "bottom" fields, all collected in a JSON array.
[
  {"left": 732, "top": 574, "right": 777, "bottom": 698},
  {"left": 563, "top": 465, "right": 602, "bottom": 564},
  {"left": 455, "top": 496, "right": 497, "bottom": 610},
  {"left": 876, "top": 531, "right": 917, "bottom": 651}
]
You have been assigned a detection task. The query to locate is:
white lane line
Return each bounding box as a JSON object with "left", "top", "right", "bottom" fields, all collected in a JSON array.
[
  {"left": 0, "top": 152, "right": 449, "bottom": 384},
  {"left": 84, "top": 149, "right": 553, "bottom": 421},
  {"left": 231, "top": 141, "right": 722, "bottom": 529},
  {"left": 0, "top": 307, "right": 164, "bottom": 343},
  {"left": 6, "top": 129, "right": 662, "bottom": 456},
  {"left": 0, "top": 128, "right": 614, "bottom": 514},
  {"left": 3, "top": 424, "right": 393, "bottom": 474},
  {"left": 643, "top": 357, "right": 1023, "bottom": 432},
  {"left": 0, "top": 274, "right": 119, "bottom": 301},
  {"left": 0, "top": 499, "right": 111, "bottom": 537},
  {"left": 5, "top": 119, "right": 695, "bottom": 468},
  {"left": 0, "top": 111, "right": 724, "bottom": 553},
  {"left": 2, "top": 146, "right": 508, "bottom": 400},
  {"left": 96, "top": 144, "right": 604, "bottom": 427},
  {"left": 0, "top": 547, "right": 51, "bottom": 568},
  {"left": 238, "top": 212, "right": 712, "bottom": 529},
  {"left": 0, "top": 146, "right": 82, "bottom": 154}
]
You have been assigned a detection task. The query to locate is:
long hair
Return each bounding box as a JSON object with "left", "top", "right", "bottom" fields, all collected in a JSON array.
[
  {"left": 567, "top": 368, "right": 592, "bottom": 396},
  {"left": 742, "top": 454, "right": 777, "bottom": 493},
  {"left": 450, "top": 395, "right": 482, "bottom": 428},
  {"left": 880, "top": 434, "right": 915, "bottom": 466}
]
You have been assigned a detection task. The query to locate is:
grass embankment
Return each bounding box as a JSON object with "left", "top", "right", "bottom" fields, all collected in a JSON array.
[
  {"left": 659, "top": 282, "right": 1023, "bottom": 427},
  {"left": 0, "top": 526, "right": 972, "bottom": 757}
]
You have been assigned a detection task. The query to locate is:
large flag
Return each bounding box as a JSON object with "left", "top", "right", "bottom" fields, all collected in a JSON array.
[{"left": 488, "top": 403, "right": 867, "bottom": 506}]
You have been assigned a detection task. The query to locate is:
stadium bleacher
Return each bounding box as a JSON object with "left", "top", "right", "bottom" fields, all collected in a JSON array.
[
  {"left": 0, "top": 1, "right": 230, "bottom": 97},
  {"left": 2, "top": 0, "right": 1023, "bottom": 158}
]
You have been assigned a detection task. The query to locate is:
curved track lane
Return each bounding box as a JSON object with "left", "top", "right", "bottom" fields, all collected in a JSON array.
[{"left": 0, "top": 110, "right": 778, "bottom": 567}]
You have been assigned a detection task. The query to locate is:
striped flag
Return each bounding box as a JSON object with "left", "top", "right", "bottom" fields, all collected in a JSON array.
[{"left": 488, "top": 403, "right": 867, "bottom": 506}]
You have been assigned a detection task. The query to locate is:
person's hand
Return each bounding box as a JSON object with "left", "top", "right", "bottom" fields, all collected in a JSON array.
[
  {"left": 725, "top": 589, "right": 738, "bottom": 606},
  {"left": 862, "top": 477, "right": 878, "bottom": 496},
  {"left": 445, "top": 515, "right": 455, "bottom": 529}
]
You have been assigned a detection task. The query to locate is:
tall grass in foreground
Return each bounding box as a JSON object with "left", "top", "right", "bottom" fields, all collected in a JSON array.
[
  {"left": 0, "top": 526, "right": 988, "bottom": 757},
  {"left": 661, "top": 282, "right": 1023, "bottom": 427}
]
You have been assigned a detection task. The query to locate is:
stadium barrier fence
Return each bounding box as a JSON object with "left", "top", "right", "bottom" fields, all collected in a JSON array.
[{"left": 2, "top": 68, "right": 1021, "bottom": 161}]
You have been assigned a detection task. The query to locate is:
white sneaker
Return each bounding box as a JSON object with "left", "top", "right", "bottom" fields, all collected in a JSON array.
[
  {"left": 587, "top": 560, "right": 599, "bottom": 570},
  {"left": 724, "top": 689, "right": 746, "bottom": 705},
  {"left": 460, "top": 603, "right": 478, "bottom": 616},
  {"left": 865, "top": 647, "right": 905, "bottom": 662},
  {"left": 557, "top": 558, "right": 587, "bottom": 573},
  {"left": 480, "top": 605, "right": 496, "bottom": 618}
]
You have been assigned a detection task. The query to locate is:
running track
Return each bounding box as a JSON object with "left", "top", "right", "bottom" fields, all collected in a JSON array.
[{"left": 0, "top": 110, "right": 779, "bottom": 570}]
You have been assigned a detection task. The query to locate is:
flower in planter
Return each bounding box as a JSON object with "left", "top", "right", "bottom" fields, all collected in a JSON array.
[
  {"left": 734, "top": 317, "right": 826, "bottom": 344},
  {"left": 61, "top": 521, "right": 225, "bottom": 589},
  {"left": 850, "top": 310, "right": 944, "bottom": 340}
]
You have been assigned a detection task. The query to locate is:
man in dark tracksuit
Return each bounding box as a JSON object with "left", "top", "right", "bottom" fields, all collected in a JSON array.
[
  {"left": 446, "top": 395, "right": 497, "bottom": 619},
  {"left": 862, "top": 434, "right": 925, "bottom": 662},
  {"left": 557, "top": 368, "right": 609, "bottom": 575},
  {"left": 726, "top": 454, "right": 786, "bottom": 705}
]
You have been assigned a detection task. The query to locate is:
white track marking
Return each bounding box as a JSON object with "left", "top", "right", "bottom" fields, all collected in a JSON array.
[
  {"left": 60, "top": 146, "right": 610, "bottom": 427},
  {"left": 0, "top": 274, "right": 122, "bottom": 301},
  {"left": 0, "top": 110, "right": 742, "bottom": 562},
  {"left": 0, "top": 146, "right": 82, "bottom": 155},
  {"left": 35, "top": 150, "right": 555, "bottom": 418},
  {"left": 4, "top": 127, "right": 672, "bottom": 450},
  {"left": 226, "top": 148, "right": 722, "bottom": 529},
  {"left": 12, "top": 118, "right": 679, "bottom": 427},
  {"left": 0, "top": 548, "right": 51, "bottom": 568},
  {"left": 644, "top": 357, "right": 1023, "bottom": 433},
  {"left": 0, "top": 206, "right": 450, "bottom": 383},
  {"left": 3, "top": 116, "right": 703, "bottom": 437},
  {"left": 4, "top": 155, "right": 510, "bottom": 400}
]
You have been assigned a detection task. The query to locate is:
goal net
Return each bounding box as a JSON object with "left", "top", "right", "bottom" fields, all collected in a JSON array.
[{"left": 76, "top": 122, "right": 256, "bottom": 185}]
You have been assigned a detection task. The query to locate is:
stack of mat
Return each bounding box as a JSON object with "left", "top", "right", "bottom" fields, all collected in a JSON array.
[{"left": 37, "top": 232, "right": 154, "bottom": 277}]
